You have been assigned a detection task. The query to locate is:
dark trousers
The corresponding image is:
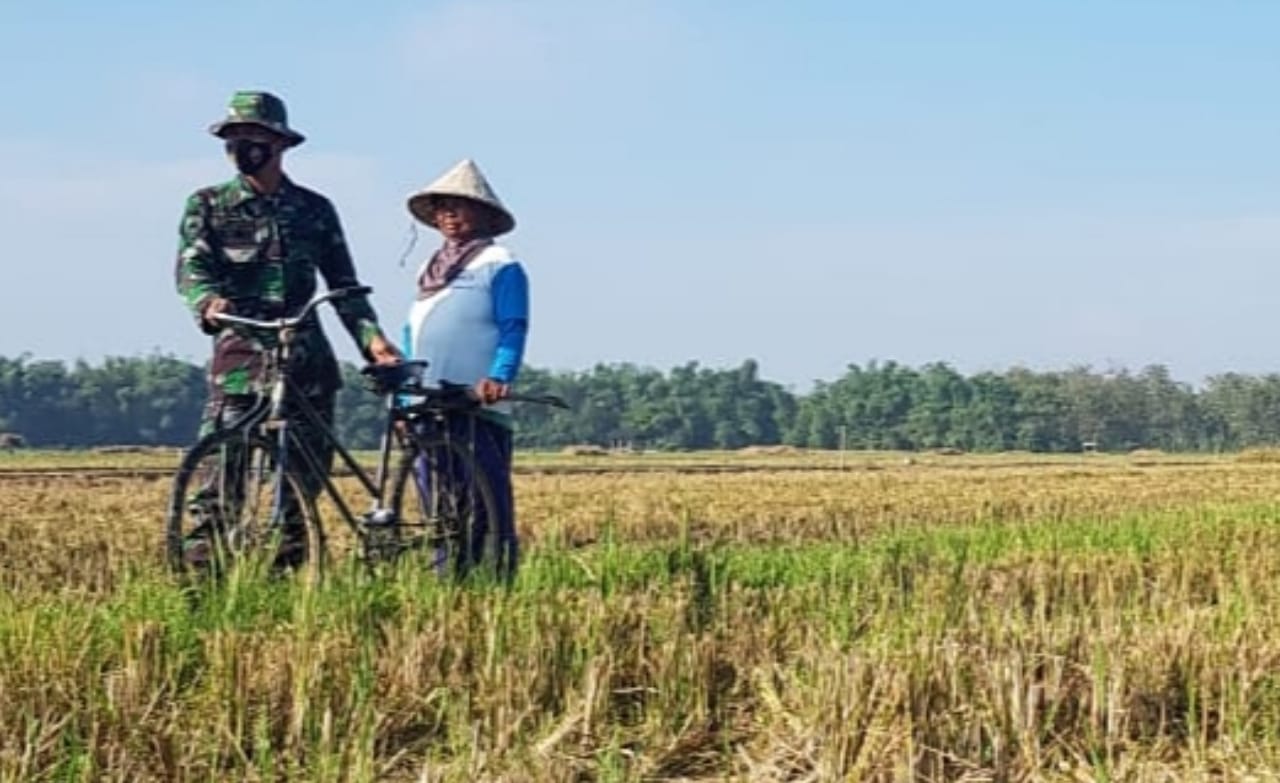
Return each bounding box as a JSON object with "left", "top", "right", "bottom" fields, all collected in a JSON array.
[{"left": 413, "top": 416, "right": 517, "bottom": 578}]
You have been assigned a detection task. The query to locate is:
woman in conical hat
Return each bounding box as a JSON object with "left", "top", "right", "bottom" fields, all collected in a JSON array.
[{"left": 403, "top": 159, "right": 529, "bottom": 579}]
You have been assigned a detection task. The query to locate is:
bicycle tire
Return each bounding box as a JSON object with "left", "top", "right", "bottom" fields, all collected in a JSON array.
[
  {"left": 388, "top": 434, "right": 501, "bottom": 580},
  {"left": 165, "top": 427, "right": 324, "bottom": 582}
]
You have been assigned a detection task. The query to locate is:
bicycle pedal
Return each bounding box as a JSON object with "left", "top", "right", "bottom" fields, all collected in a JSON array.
[{"left": 362, "top": 508, "right": 398, "bottom": 527}]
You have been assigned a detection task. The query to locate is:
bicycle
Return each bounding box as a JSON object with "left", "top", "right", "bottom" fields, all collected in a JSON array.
[{"left": 164, "top": 285, "right": 567, "bottom": 582}]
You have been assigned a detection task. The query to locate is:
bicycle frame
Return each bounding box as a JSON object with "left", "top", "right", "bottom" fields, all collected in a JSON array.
[
  {"left": 215, "top": 319, "right": 398, "bottom": 541},
  {"left": 228, "top": 394, "right": 396, "bottom": 541},
  {"left": 217, "top": 347, "right": 480, "bottom": 548}
]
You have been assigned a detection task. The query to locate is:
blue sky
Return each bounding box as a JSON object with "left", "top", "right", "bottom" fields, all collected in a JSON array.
[{"left": 2, "top": 1, "right": 1279, "bottom": 389}]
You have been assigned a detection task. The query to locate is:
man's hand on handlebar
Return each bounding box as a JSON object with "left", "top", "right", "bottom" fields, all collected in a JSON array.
[
  {"left": 201, "top": 297, "right": 234, "bottom": 329},
  {"left": 368, "top": 334, "right": 402, "bottom": 366}
]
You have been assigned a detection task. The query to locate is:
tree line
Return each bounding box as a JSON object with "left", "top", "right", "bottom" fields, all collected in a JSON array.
[{"left": 2, "top": 354, "right": 1280, "bottom": 452}]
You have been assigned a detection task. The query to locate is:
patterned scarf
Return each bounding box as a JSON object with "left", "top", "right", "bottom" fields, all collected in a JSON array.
[{"left": 416, "top": 237, "right": 493, "bottom": 299}]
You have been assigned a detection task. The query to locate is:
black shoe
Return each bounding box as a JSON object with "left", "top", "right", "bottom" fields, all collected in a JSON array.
[
  {"left": 181, "top": 533, "right": 215, "bottom": 570},
  {"left": 271, "top": 526, "right": 309, "bottom": 571}
]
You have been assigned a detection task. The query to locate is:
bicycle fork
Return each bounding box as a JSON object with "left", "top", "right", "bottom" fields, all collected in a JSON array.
[{"left": 267, "top": 329, "right": 294, "bottom": 529}]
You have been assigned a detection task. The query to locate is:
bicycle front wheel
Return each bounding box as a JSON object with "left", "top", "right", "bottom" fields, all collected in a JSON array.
[
  {"left": 165, "top": 427, "right": 324, "bottom": 582},
  {"left": 389, "top": 436, "right": 500, "bottom": 580}
]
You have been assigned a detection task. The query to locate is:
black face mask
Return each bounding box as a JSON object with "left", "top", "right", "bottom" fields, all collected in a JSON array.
[{"left": 226, "top": 139, "right": 275, "bottom": 176}]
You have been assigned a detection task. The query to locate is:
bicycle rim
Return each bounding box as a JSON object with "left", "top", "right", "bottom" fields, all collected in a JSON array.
[
  {"left": 389, "top": 436, "right": 499, "bottom": 580},
  {"left": 165, "top": 427, "right": 324, "bottom": 584}
]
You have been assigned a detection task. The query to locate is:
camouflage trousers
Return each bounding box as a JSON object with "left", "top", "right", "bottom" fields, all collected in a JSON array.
[{"left": 192, "top": 391, "right": 337, "bottom": 527}]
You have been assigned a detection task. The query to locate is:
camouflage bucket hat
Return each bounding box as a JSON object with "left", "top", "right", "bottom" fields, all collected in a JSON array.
[{"left": 208, "top": 90, "right": 306, "bottom": 147}]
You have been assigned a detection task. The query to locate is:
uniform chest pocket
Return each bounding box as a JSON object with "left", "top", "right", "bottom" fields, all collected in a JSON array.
[
  {"left": 218, "top": 218, "right": 268, "bottom": 265},
  {"left": 279, "top": 217, "right": 326, "bottom": 267},
  {"left": 283, "top": 232, "right": 320, "bottom": 266}
]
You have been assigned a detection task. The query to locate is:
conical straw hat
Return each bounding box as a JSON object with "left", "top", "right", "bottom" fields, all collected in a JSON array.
[{"left": 407, "top": 159, "right": 516, "bottom": 236}]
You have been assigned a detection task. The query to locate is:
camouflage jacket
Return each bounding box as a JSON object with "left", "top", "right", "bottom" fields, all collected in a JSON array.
[{"left": 175, "top": 175, "right": 383, "bottom": 397}]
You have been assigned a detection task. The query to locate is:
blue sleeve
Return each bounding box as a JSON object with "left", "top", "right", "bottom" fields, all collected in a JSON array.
[{"left": 489, "top": 262, "right": 529, "bottom": 384}]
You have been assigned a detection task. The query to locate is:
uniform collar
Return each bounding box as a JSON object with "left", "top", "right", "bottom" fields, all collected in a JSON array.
[{"left": 227, "top": 173, "right": 295, "bottom": 207}]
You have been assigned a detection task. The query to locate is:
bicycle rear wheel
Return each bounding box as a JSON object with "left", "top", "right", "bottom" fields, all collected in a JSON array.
[
  {"left": 388, "top": 436, "right": 500, "bottom": 580},
  {"left": 165, "top": 427, "right": 324, "bottom": 582}
]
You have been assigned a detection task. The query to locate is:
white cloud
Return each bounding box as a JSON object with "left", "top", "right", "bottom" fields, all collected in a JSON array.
[
  {"left": 1186, "top": 215, "right": 1280, "bottom": 253},
  {"left": 398, "top": 2, "right": 554, "bottom": 85},
  {"left": 393, "top": 0, "right": 694, "bottom": 94},
  {"left": 117, "top": 71, "right": 227, "bottom": 115}
]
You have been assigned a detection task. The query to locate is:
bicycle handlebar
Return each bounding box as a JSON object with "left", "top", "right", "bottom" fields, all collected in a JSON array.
[
  {"left": 370, "top": 368, "right": 568, "bottom": 410},
  {"left": 504, "top": 392, "right": 570, "bottom": 409},
  {"left": 406, "top": 380, "right": 570, "bottom": 410},
  {"left": 209, "top": 286, "right": 373, "bottom": 332}
]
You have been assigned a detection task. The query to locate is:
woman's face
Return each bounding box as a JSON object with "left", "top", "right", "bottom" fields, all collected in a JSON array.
[{"left": 431, "top": 197, "right": 483, "bottom": 241}]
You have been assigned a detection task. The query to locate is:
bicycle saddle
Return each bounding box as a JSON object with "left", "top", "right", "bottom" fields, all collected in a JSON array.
[{"left": 360, "top": 360, "right": 429, "bottom": 395}]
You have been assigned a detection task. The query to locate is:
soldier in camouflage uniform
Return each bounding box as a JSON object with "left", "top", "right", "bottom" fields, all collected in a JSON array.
[{"left": 175, "top": 90, "right": 400, "bottom": 566}]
